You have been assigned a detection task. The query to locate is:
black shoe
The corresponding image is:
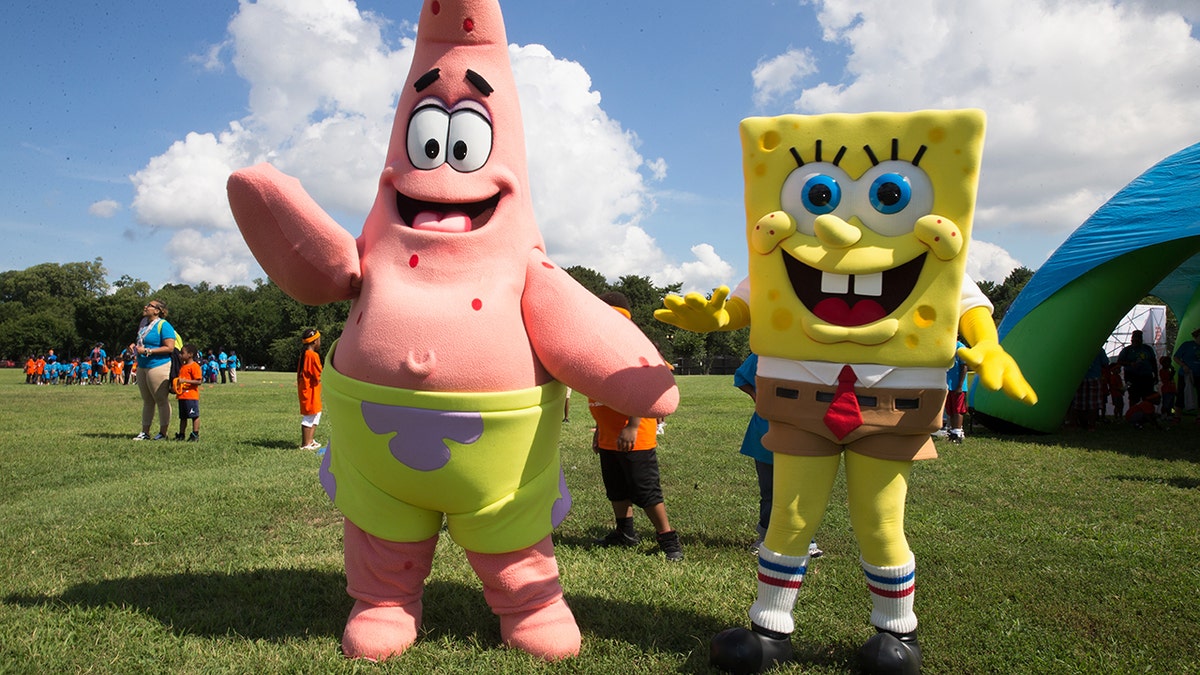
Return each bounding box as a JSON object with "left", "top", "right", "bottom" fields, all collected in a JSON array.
[
  {"left": 710, "top": 624, "right": 793, "bottom": 673},
  {"left": 858, "top": 627, "right": 922, "bottom": 675},
  {"left": 174, "top": 433, "right": 185, "bottom": 441},
  {"left": 656, "top": 530, "right": 683, "bottom": 561},
  {"left": 187, "top": 432, "right": 199, "bottom": 442},
  {"left": 594, "top": 528, "right": 639, "bottom": 547}
]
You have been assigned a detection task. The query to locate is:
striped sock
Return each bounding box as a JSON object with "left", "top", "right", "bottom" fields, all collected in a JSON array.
[
  {"left": 748, "top": 545, "right": 808, "bottom": 634},
  {"left": 862, "top": 554, "right": 917, "bottom": 634}
]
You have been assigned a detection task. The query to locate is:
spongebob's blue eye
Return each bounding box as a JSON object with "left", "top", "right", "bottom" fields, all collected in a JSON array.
[
  {"left": 801, "top": 175, "right": 842, "bottom": 215},
  {"left": 869, "top": 173, "right": 912, "bottom": 214}
]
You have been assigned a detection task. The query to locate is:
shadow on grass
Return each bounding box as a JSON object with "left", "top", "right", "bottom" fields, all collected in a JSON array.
[
  {"left": 247, "top": 436, "right": 304, "bottom": 450},
  {"left": 81, "top": 432, "right": 146, "bottom": 440},
  {"left": 5, "top": 568, "right": 350, "bottom": 640},
  {"left": 556, "top": 530, "right": 758, "bottom": 554},
  {"left": 4, "top": 567, "right": 862, "bottom": 670},
  {"left": 1111, "top": 474, "right": 1200, "bottom": 489},
  {"left": 972, "top": 425, "right": 1200, "bottom": 464}
]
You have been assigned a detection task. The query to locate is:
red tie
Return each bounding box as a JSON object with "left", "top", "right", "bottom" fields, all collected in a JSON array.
[{"left": 823, "top": 365, "right": 863, "bottom": 440}]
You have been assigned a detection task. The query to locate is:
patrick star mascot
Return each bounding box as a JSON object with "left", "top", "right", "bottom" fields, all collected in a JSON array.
[{"left": 227, "top": 0, "right": 678, "bottom": 662}]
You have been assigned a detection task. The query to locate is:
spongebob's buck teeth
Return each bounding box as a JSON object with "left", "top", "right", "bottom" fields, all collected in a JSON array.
[{"left": 820, "top": 272, "right": 883, "bottom": 297}]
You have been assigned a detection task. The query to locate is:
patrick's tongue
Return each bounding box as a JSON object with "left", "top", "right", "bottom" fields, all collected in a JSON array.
[{"left": 412, "top": 210, "right": 471, "bottom": 233}]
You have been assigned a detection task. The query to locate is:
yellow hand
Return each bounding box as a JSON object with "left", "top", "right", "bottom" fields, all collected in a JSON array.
[
  {"left": 958, "top": 306, "right": 1038, "bottom": 405},
  {"left": 654, "top": 286, "right": 750, "bottom": 333}
]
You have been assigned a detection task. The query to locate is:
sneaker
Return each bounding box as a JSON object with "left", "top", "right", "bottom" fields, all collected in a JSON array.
[
  {"left": 931, "top": 428, "right": 949, "bottom": 439},
  {"left": 152, "top": 433, "right": 167, "bottom": 441},
  {"left": 656, "top": 530, "right": 684, "bottom": 561},
  {"left": 301, "top": 440, "right": 323, "bottom": 451},
  {"left": 750, "top": 524, "right": 767, "bottom": 555},
  {"left": 173, "top": 433, "right": 185, "bottom": 441},
  {"left": 595, "top": 528, "right": 639, "bottom": 548},
  {"left": 808, "top": 541, "right": 824, "bottom": 558},
  {"left": 187, "top": 432, "right": 199, "bottom": 442},
  {"left": 948, "top": 429, "right": 964, "bottom": 444},
  {"left": 132, "top": 432, "right": 150, "bottom": 440}
]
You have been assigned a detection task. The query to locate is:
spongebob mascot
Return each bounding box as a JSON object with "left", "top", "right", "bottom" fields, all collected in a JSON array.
[{"left": 656, "top": 110, "right": 1036, "bottom": 674}]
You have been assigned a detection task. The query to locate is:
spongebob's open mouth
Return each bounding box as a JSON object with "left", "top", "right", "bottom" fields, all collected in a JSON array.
[
  {"left": 395, "top": 191, "right": 501, "bottom": 233},
  {"left": 784, "top": 253, "right": 926, "bottom": 327}
]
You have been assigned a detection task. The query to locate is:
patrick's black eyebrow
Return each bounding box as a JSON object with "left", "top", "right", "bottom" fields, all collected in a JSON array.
[
  {"left": 414, "top": 68, "right": 440, "bottom": 92},
  {"left": 465, "top": 69, "right": 494, "bottom": 96}
]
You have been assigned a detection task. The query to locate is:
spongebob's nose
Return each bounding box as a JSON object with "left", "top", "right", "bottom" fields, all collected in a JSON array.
[{"left": 813, "top": 214, "right": 862, "bottom": 249}]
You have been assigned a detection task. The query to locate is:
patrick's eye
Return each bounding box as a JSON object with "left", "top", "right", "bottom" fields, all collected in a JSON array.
[
  {"left": 869, "top": 172, "right": 912, "bottom": 214},
  {"left": 780, "top": 163, "right": 854, "bottom": 235},
  {"left": 446, "top": 109, "right": 492, "bottom": 173},
  {"left": 407, "top": 105, "right": 450, "bottom": 170}
]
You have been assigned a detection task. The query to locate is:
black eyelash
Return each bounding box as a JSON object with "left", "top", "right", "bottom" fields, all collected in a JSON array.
[
  {"left": 789, "top": 142, "right": 847, "bottom": 167},
  {"left": 863, "top": 140, "right": 928, "bottom": 166},
  {"left": 863, "top": 144, "right": 879, "bottom": 166}
]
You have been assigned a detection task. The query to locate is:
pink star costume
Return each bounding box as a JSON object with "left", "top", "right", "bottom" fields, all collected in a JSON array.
[{"left": 228, "top": 0, "right": 677, "bottom": 662}]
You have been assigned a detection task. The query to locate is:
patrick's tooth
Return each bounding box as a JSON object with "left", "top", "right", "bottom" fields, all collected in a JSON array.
[
  {"left": 855, "top": 273, "right": 883, "bottom": 297},
  {"left": 821, "top": 272, "right": 850, "bottom": 294}
]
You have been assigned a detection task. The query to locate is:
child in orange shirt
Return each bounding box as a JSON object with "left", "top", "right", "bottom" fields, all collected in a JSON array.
[
  {"left": 588, "top": 292, "right": 682, "bottom": 562},
  {"left": 298, "top": 328, "right": 324, "bottom": 451},
  {"left": 174, "top": 344, "right": 203, "bottom": 441}
]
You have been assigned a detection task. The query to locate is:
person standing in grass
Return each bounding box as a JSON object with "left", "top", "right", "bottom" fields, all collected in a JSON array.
[
  {"left": 174, "top": 344, "right": 203, "bottom": 442},
  {"left": 589, "top": 292, "right": 683, "bottom": 562},
  {"left": 130, "top": 299, "right": 176, "bottom": 440},
  {"left": 298, "top": 329, "right": 324, "bottom": 451}
]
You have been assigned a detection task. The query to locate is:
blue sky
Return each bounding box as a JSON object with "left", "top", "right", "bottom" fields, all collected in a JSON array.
[{"left": 4, "top": 1, "right": 1199, "bottom": 294}]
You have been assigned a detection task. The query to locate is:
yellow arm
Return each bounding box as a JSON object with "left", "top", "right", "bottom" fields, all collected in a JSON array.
[{"left": 958, "top": 305, "right": 1038, "bottom": 405}]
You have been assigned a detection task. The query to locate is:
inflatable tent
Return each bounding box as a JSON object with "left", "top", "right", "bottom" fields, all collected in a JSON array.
[{"left": 972, "top": 142, "right": 1200, "bottom": 433}]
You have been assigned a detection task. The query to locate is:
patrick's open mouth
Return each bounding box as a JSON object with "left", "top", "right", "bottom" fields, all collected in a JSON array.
[
  {"left": 396, "top": 191, "right": 501, "bottom": 233},
  {"left": 784, "top": 254, "right": 926, "bottom": 327}
]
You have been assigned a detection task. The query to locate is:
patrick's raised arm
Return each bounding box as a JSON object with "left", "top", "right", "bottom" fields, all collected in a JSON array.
[
  {"left": 227, "top": 163, "right": 361, "bottom": 304},
  {"left": 523, "top": 250, "right": 678, "bottom": 419}
]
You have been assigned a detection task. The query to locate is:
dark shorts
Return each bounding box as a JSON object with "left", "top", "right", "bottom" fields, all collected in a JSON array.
[
  {"left": 178, "top": 399, "right": 200, "bottom": 419},
  {"left": 598, "top": 448, "right": 664, "bottom": 508}
]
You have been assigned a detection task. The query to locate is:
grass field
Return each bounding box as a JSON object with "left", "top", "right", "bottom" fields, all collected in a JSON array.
[{"left": 2, "top": 369, "right": 1198, "bottom": 674}]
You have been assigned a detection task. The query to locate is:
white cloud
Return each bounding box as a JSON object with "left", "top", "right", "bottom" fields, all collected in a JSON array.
[
  {"left": 966, "top": 239, "right": 1024, "bottom": 284},
  {"left": 88, "top": 199, "right": 121, "bottom": 218},
  {"left": 130, "top": 0, "right": 730, "bottom": 292},
  {"left": 785, "top": 0, "right": 1200, "bottom": 265},
  {"left": 752, "top": 48, "right": 818, "bottom": 108},
  {"left": 654, "top": 243, "right": 738, "bottom": 295}
]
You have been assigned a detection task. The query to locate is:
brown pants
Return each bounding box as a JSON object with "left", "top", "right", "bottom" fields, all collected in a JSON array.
[{"left": 756, "top": 375, "right": 944, "bottom": 461}]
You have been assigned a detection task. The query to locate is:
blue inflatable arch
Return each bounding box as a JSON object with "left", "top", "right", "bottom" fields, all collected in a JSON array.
[{"left": 972, "top": 142, "right": 1200, "bottom": 433}]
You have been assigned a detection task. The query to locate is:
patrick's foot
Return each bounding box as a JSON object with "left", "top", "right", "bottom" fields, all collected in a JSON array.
[
  {"left": 341, "top": 599, "right": 420, "bottom": 661},
  {"left": 500, "top": 595, "right": 581, "bottom": 660}
]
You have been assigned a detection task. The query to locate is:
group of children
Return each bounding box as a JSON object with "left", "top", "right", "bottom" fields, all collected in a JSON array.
[
  {"left": 197, "top": 349, "right": 240, "bottom": 384},
  {"left": 23, "top": 347, "right": 131, "bottom": 386},
  {"left": 1071, "top": 328, "right": 1200, "bottom": 430}
]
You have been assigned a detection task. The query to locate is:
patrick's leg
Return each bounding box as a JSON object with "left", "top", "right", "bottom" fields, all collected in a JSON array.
[
  {"left": 341, "top": 519, "right": 437, "bottom": 661},
  {"left": 465, "top": 535, "right": 581, "bottom": 660}
]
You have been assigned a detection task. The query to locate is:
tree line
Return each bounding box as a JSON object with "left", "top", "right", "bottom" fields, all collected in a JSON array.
[{"left": 0, "top": 259, "right": 1038, "bottom": 373}]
